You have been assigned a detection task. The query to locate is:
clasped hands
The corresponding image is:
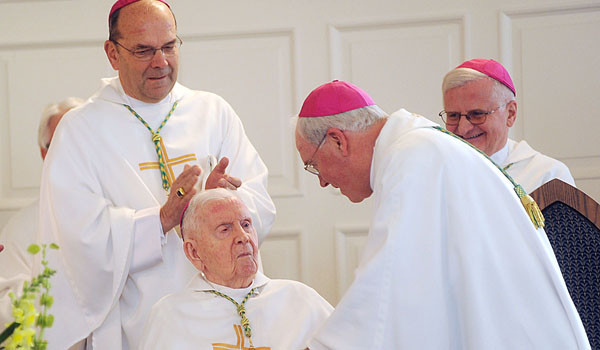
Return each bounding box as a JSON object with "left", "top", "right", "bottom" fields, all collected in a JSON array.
[{"left": 160, "top": 157, "right": 241, "bottom": 233}]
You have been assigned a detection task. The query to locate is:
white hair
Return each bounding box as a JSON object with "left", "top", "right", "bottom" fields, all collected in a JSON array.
[
  {"left": 442, "top": 68, "right": 515, "bottom": 105},
  {"left": 296, "top": 105, "right": 388, "bottom": 145},
  {"left": 38, "top": 97, "right": 85, "bottom": 150},
  {"left": 181, "top": 188, "right": 241, "bottom": 240}
]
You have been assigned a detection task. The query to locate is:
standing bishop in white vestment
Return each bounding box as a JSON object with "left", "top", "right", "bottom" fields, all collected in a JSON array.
[
  {"left": 37, "top": 1, "right": 275, "bottom": 349},
  {"left": 441, "top": 58, "right": 575, "bottom": 193},
  {"left": 139, "top": 189, "right": 333, "bottom": 350},
  {"left": 294, "top": 80, "right": 590, "bottom": 349}
]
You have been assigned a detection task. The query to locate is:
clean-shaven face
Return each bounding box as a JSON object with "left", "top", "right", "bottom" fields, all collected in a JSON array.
[
  {"left": 295, "top": 128, "right": 372, "bottom": 203},
  {"left": 196, "top": 198, "right": 258, "bottom": 287},
  {"left": 443, "top": 78, "right": 514, "bottom": 156},
  {"left": 112, "top": 1, "right": 179, "bottom": 103}
]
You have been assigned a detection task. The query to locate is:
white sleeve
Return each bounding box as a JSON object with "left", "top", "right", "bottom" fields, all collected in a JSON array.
[{"left": 130, "top": 206, "right": 164, "bottom": 274}]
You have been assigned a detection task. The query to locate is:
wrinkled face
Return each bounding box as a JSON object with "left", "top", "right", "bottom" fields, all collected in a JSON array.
[
  {"left": 106, "top": 1, "right": 179, "bottom": 103},
  {"left": 195, "top": 198, "right": 258, "bottom": 287},
  {"left": 443, "top": 78, "right": 516, "bottom": 156},
  {"left": 295, "top": 128, "right": 372, "bottom": 203}
]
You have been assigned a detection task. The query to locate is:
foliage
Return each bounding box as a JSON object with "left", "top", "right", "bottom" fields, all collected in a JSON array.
[{"left": 0, "top": 243, "right": 58, "bottom": 350}]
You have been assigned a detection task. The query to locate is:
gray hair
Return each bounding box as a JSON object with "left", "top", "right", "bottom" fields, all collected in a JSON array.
[
  {"left": 296, "top": 105, "right": 388, "bottom": 145},
  {"left": 38, "top": 97, "right": 84, "bottom": 150},
  {"left": 442, "top": 68, "right": 515, "bottom": 105},
  {"left": 181, "top": 188, "right": 241, "bottom": 240}
]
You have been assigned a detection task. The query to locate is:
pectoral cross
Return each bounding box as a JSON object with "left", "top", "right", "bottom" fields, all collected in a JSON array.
[
  {"left": 212, "top": 325, "right": 270, "bottom": 350},
  {"left": 138, "top": 137, "right": 197, "bottom": 187}
]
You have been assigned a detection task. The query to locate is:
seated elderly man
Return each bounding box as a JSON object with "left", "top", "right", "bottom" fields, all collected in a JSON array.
[
  {"left": 441, "top": 58, "right": 575, "bottom": 193},
  {"left": 139, "top": 188, "right": 332, "bottom": 349}
]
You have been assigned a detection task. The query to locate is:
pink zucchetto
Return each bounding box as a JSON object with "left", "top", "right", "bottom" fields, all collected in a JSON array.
[
  {"left": 299, "top": 80, "right": 375, "bottom": 118},
  {"left": 109, "top": 0, "right": 170, "bottom": 21},
  {"left": 457, "top": 58, "right": 516, "bottom": 96}
]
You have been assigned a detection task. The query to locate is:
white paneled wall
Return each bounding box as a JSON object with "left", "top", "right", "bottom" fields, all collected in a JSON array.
[{"left": 1, "top": 0, "right": 599, "bottom": 306}]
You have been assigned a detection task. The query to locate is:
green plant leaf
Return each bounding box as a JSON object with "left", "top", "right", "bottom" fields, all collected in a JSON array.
[
  {"left": 46, "top": 314, "right": 54, "bottom": 328},
  {"left": 49, "top": 243, "right": 59, "bottom": 250},
  {"left": 27, "top": 244, "right": 41, "bottom": 255}
]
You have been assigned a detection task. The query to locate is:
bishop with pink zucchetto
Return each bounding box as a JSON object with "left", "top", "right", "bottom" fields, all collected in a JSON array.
[
  {"left": 441, "top": 59, "right": 575, "bottom": 193},
  {"left": 294, "top": 80, "right": 589, "bottom": 349}
]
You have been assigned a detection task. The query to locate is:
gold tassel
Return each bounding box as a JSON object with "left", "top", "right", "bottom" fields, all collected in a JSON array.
[{"left": 520, "top": 194, "right": 545, "bottom": 229}]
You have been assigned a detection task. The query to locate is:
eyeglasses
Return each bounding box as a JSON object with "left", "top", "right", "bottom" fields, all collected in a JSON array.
[
  {"left": 439, "top": 101, "right": 510, "bottom": 126},
  {"left": 112, "top": 37, "right": 182, "bottom": 61},
  {"left": 303, "top": 133, "right": 327, "bottom": 176}
]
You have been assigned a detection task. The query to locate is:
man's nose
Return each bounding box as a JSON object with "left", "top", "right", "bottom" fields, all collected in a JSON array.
[
  {"left": 150, "top": 49, "right": 169, "bottom": 67},
  {"left": 234, "top": 225, "right": 250, "bottom": 243},
  {"left": 455, "top": 115, "right": 474, "bottom": 136},
  {"left": 319, "top": 176, "right": 329, "bottom": 188}
]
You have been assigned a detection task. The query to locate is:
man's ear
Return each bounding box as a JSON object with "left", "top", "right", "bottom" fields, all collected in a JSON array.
[
  {"left": 506, "top": 100, "right": 517, "bottom": 127},
  {"left": 104, "top": 40, "right": 120, "bottom": 71},
  {"left": 184, "top": 239, "right": 208, "bottom": 272},
  {"left": 184, "top": 240, "right": 202, "bottom": 264},
  {"left": 327, "top": 128, "right": 349, "bottom": 156}
]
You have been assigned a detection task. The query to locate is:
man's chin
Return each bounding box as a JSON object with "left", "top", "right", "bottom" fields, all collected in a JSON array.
[
  {"left": 237, "top": 256, "right": 258, "bottom": 271},
  {"left": 144, "top": 80, "right": 174, "bottom": 101},
  {"left": 341, "top": 188, "right": 371, "bottom": 203}
]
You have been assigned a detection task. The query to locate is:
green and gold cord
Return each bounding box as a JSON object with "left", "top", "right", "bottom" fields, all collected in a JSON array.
[
  {"left": 124, "top": 101, "right": 179, "bottom": 192},
  {"left": 206, "top": 288, "right": 258, "bottom": 348}
]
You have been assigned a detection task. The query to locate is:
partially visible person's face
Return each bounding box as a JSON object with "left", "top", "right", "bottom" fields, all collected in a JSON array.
[
  {"left": 195, "top": 198, "right": 258, "bottom": 288},
  {"left": 295, "top": 128, "right": 372, "bottom": 203},
  {"left": 107, "top": 1, "right": 179, "bottom": 103},
  {"left": 40, "top": 111, "right": 67, "bottom": 160},
  {"left": 443, "top": 78, "right": 516, "bottom": 156}
]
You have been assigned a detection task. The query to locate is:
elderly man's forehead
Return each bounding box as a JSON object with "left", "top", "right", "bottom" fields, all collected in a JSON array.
[
  {"left": 205, "top": 197, "right": 237, "bottom": 209},
  {"left": 200, "top": 197, "right": 250, "bottom": 220}
]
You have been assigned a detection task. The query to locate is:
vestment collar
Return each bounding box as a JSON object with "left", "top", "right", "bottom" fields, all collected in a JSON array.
[
  {"left": 490, "top": 140, "right": 510, "bottom": 165},
  {"left": 505, "top": 139, "right": 539, "bottom": 164},
  {"left": 188, "top": 271, "right": 270, "bottom": 301},
  {"left": 92, "top": 76, "right": 190, "bottom": 106}
]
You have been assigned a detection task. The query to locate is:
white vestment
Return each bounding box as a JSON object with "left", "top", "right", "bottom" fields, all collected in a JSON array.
[
  {"left": 38, "top": 77, "right": 276, "bottom": 350},
  {"left": 490, "top": 138, "right": 576, "bottom": 193},
  {"left": 0, "top": 199, "right": 38, "bottom": 326},
  {"left": 139, "top": 271, "right": 333, "bottom": 349},
  {"left": 308, "top": 109, "right": 589, "bottom": 350}
]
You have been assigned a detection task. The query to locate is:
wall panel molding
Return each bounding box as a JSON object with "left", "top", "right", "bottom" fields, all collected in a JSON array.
[
  {"left": 260, "top": 228, "right": 305, "bottom": 281},
  {"left": 178, "top": 30, "right": 300, "bottom": 198},
  {"left": 0, "top": 198, "right": 36, "bottom": 211},
  {"left": 499, "top": 3, "right": 600, "bottom": 200},
  {"left": 4, "top": 41, "right": 112, "bottom": 192},
  {"left": 328, "top": 15, "right": 467, "bottom": 120},
  {"left": 334, "top": 225, "right": 369, "bottom": 299}
]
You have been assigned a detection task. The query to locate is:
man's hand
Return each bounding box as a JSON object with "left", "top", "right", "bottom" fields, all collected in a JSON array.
[
  {"left": 205, "top": 157, "right": 242, "bottom": 190},
  {"left": 160, "top": 164, "right": 201, "bottom": 234}
]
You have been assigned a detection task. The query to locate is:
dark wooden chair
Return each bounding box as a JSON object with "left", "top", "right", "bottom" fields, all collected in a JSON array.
[{"left": 530, "top": 179, "right": 600, "bottom": 349}]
